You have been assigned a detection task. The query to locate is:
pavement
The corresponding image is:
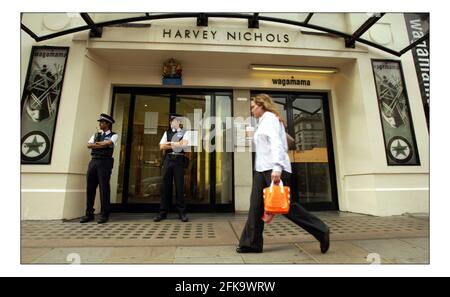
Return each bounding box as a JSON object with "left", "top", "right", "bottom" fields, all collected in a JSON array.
[{"left": 21, "top": 211, "right": 429, "bottom": 264}]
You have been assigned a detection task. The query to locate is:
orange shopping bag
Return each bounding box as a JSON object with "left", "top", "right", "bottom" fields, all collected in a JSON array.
[{"left": 263, "top": 180, "right": 290, "bottom": 215}]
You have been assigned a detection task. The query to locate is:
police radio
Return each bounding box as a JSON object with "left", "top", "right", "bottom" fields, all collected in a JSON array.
[{"left": 94, "top": 128, "right": 101, "bottom": 142}]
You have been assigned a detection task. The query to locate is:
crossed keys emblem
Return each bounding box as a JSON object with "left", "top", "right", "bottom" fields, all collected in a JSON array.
[
  {"left": 376, "top": 73, "right": 408, "bottom": 128},
  {"left": 24, "top": 62, "right": 63, "bottom": 122}
]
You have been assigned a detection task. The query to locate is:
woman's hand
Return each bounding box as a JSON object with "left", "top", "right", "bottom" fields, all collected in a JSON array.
[{"left": 271, "top": 170, "right": 281, "bottom": 184}]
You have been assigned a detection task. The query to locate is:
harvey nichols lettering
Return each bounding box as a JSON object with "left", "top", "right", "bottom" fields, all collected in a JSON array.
[{"left": 162, "top": 28, "right": 290, "bottom": 43}]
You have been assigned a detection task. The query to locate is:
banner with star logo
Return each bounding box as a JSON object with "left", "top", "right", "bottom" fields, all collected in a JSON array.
[
  {"left": 371, "top": 59, "right": 421, "bottom": 165},
  {"left": 21, "top": 46, "right": 69, "bottom": 164}
]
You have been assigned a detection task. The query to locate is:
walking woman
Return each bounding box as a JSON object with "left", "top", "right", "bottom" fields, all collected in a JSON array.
[{"left": 236, "top": 94, "right": 330, "bottom": 254}]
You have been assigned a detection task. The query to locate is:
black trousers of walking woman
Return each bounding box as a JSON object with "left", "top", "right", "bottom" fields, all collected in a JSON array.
[{"left": 239, "top": 170, "right": 329, "bottom": 250}]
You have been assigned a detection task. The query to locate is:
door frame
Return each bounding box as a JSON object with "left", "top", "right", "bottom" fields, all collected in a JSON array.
[
  {"left": 250, "top": 90, "right": 339, "bottom": 211},
  {"left": 110, "top": 86, "right": 235, "bottom": 213}
]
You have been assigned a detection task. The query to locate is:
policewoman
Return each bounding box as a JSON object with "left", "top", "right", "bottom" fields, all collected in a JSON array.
[
  {"left": 80, "top": 113, "right": 118, "bottom": 224},
  {"left": 154, "top": 114, "right": 190, "bottom": 222}
]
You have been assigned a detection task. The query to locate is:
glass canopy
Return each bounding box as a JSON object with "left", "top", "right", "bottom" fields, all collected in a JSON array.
[{"left": 21, "top": 12, "right": 429, "bottom": 57}]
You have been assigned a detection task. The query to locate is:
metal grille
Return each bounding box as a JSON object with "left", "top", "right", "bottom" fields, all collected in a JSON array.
[
  {"left": 261, "top": 215, "right": 428, "bottom": 243},
  {"left": 21, "top": 214, "right": 429, "bottom": 248},
  {"left": 22, "top": 222, "right": 217, "bottom": 240}
]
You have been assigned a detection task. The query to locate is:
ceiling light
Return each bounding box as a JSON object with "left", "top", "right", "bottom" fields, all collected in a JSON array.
[{"left": 250, "top": 64, "right": 338, "bottom": 74}]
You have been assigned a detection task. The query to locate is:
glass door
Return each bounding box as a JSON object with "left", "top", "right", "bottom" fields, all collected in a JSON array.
[
  {"left": 175, "top": 94, "right": 210, "bottom": 206},
  {"left": 173, "top": 92, "right": 234, "bottom": 210},
  {"left": 251, "top": 91, "right": 338, "bottom": 210},
  {"left": 290, "top": 95, "right": 335, "bottom": 208},
  {"left": 213, "top": 93, "right": 234, "bottom": 207},
  {"left": 111, "top": 88, "right": 234, "bottom": 212},
  {"left": 127, "top": 94, "right": 170, "bottom": 204}
]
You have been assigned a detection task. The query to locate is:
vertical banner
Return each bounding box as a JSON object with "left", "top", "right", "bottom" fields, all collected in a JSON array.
[
  {"left": 404, "top": 13, "right": 430, "bottom": 130},
  {"left": 372, "top": 60, "right": 420, "bottom": 166},
  {"left": 21, "top": 46, "right": 69, "bottom": 164}
]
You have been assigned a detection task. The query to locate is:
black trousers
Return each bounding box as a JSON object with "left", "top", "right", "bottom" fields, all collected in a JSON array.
[
  {"left": 239, "top": 170, "right": 329, "bottom": 250},
  {"left": 160, "top": 154, "right": 186, "bottom": 215},
  {"left": 86, "top": 158, "right": 113, "bottom": 218}
]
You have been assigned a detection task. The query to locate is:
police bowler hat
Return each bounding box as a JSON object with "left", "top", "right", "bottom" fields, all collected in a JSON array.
[
  {"left": 97, "top": 113, "right": 115, "bottom": 124},
  {"left": 169, "top": 113, "right": 183, "bottom": 122}
]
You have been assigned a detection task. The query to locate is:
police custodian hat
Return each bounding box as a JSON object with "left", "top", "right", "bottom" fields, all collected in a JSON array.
[
  {"left": 169, "top": 113, "right": 183, "bottom": 121},
  {"left": 97, "top": 113, "right": 115, "bottom": 124}
]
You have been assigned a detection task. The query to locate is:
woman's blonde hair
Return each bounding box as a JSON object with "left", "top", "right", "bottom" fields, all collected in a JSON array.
[{"left": 251, "top": 93, "right": 286, "bottom": 127}]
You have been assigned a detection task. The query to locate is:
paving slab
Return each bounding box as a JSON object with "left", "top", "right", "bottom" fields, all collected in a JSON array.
[
  {"left": 21, "top": 248, "right": 52, "bottom": 264},
  {"left": 175, "top": 245, "right": 238, "bottom": 258},
  {"left": 102, "top": 247, "right": 176, "bottom": 264},
  {"left": 240, "top": 244, "right": 316, "bottom": 264},
  {"left": 31, "top": 247, "right": 113, "bottom": 264},
  {"left": 174, "top": 256, "right": 245, "bottom": 264},
  {"left": 399, "top": 237, "right": 429, "bottom": 250},
  {"left": 352, "top": 239, "right": 429, "bottom": 264},
  {"left": 295, "top": 241, "right": 393, "bottom": 264}
]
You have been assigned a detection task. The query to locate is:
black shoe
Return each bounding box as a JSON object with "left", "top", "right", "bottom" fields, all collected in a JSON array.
[
  {"left": 236, "top": 246, "right": 263, "bottom": 253},
  {"left": 179, "top": 214, "right": 189, "bottom": 222},
  {"left": 320, "top": 229, "right": 330, "bottom": 254},
  {"left": 97, "top": 216, "right": 109, "bottom": 224},
  {"left": 80, "top": 215, "right": 94, "bottom": 223},
  {"left": 153, "top": 214, "right": 167, "bottom": 222}
]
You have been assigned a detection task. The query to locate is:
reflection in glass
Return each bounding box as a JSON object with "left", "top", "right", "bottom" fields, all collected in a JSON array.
[
  {"left": 176, "top": 94, "right": 209, "bottom": 205},
  {"left": 291, "top": 97, "right": 332, "bottom": 203},
  {"left": 111, "top": 93, "right": 131, "bottom": 203},
  {"left": 128, "top": 95, "right": 170, "bottom": 203},
  {"left": 112, "top": 91, "right": 234, "bottom": 209},
  {"left": 271, "top": 97, "right": 288, "bottom": 124},
  {"left": 215, "top": 95, "right": 233, "bottom": 205}
]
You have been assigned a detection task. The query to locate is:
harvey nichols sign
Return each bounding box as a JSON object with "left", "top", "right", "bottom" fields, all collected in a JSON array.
[{"left": 156, "top": 26, "right": 295, "bottom": 46}]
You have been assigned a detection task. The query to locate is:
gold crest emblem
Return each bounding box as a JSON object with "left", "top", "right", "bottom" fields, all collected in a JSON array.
[{"left": 163, "top": 58, "right": 182, "bottom": 78}]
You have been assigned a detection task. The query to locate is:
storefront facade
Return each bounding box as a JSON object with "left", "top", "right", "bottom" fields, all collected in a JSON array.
[{"left": 20, "top": 13, "right": 429, "bottom": 220}]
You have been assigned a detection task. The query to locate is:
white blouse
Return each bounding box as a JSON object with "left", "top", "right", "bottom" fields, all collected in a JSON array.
[{"left": 253, "top": 111, "right": 292, "bottom": 173}]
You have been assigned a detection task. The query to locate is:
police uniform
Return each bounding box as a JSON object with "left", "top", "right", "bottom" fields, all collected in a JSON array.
[
  {"left": 80, "top": 113, "right": 118, "bottom": 224},
  {"left": 154, "top": 115, "right": 190, "bottom": 222}
]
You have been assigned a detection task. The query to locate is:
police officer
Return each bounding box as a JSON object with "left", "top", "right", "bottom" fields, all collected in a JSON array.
[
  {"left": 80, "top": 113, "right": 118, "bottom": 224},
  {"left": 154, "top": 114, "right": 189, "bottom": 222}
]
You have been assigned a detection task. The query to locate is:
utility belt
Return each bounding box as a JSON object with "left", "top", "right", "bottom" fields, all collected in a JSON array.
[
  {"left": 165, "top": 153, "right": 189, "bottom": 168},
  {"left": 91, "top": 156, "right": 113, "bottom": 160},
  {"left": 90, "top": 156, "right": 114, "bottom": 168},
  {"left": 167, "top": 153, "right": 185, "bottom": 160}
]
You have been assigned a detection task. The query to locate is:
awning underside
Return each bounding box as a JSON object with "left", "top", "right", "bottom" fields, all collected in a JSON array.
[{"left": 21, "top": 13, "right": 429, "bottom": 57}]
